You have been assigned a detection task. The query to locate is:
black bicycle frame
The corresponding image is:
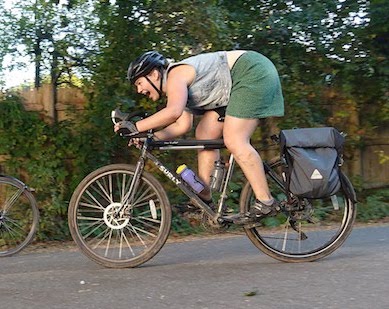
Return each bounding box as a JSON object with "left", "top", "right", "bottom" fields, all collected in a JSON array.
[
  {"left": 144, "top": 138, "right": 225, "bottom": 219},
  {"left": 119, "top": 135, "right": 287, "bottom": 225}
]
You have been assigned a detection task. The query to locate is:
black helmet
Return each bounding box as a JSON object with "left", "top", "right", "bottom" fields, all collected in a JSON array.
[{"left": 127, "top": 51, "right": 167, "bottom": 84}]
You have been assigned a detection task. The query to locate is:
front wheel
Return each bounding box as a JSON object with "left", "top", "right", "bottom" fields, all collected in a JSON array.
[
  {"left": 240, "top": 173, "right": 356, "bottom": 262},
  {"left": 68, "top": 164, "right": 171, "bottom": 268}
]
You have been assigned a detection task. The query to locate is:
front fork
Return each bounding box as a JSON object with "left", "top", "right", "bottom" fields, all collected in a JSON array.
[{"left": 117, "top": 144, "right": 148, "bottom": 217}]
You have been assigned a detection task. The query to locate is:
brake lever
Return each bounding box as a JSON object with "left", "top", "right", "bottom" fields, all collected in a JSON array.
[
  {"left": 111, "top": 108, "right": 148, "bottom": 124},
  {"left": 111, "top": 108, "right": 130, "bottom": 124}
]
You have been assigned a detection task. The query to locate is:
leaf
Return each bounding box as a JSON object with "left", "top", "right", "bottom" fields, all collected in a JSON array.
[{"left": 244, "top": 289, "right": 258, "bottom": 297}]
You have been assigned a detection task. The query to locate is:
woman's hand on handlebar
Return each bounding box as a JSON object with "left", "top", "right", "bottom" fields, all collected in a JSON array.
[
  {"left": 114, "top": 120, "right": 138, "bottom": 135},
  {"left": 113, "top": 120, "right": 149, "bottom": 148},
  {"left": 112, "top": 109, "right": 152, "bottom": 148}
]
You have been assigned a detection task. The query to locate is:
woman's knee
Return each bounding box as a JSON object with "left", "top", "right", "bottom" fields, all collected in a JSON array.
[
  {"left": 223, "top": 136, "right": 245, "bottom": 154},
  {"left": 223, "top": 136, "right": 234, "bottom": 152}
]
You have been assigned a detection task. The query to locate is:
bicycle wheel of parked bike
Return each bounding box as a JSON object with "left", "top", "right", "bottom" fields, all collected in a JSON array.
[
  {"left": 240, "top": 161, "right": 356, "bottom": 263},
  {"left": 68, "top": 164, "right": 171, "bottom": 268},
  {"left": 0, "top": 176, "right": 39, "bottom": 257}
]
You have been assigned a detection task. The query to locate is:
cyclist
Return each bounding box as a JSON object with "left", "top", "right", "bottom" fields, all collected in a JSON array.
[{"left": 116, "top": 50, "right": 284, "bottom": 223}]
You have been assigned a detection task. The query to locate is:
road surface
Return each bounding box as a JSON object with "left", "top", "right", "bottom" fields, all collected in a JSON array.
[{"left": 1, "top": 224, "right": 388, "bottom": 309}]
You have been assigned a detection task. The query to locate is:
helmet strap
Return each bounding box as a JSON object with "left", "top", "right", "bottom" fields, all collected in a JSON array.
[{"left": 145, "top": 73, "right": 163, "bottom": 98}]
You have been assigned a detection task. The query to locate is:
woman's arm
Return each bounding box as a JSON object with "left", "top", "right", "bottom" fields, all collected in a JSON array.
[
  {"left": 154, "top": 111, "right": 193, "bottom": 140},
  {"left": 135, "top": 65, "right": 195, "bottom": 132}
]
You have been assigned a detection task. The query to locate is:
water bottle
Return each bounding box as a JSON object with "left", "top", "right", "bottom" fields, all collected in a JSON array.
[
  {"left": 210, "top": 159, "right": 225, "bottom": 192},
  {"left": 176, "top": 164, "right": 205, "bottom": 194}
]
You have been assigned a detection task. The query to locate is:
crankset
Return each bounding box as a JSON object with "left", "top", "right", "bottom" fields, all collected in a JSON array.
[{"left": 201, "top": 211, "right": 230, "bottom": 233}]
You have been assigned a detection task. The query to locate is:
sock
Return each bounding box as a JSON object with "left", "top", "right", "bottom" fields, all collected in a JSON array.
[{"left": 256, "top": 198, "right": 274, "bottom": 206}]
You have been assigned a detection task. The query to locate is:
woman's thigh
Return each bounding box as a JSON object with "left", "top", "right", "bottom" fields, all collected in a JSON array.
[{"left": 196, "top": 110, "right": 224, "bottom": 139}]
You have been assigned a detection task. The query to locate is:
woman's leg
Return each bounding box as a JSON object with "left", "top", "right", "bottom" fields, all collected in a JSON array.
[
  {"left": 195, "top": 111, "right": 224, "bottom": 201},
  {"left": 223, "top": 115, "right": 273, "bottom": 202}
]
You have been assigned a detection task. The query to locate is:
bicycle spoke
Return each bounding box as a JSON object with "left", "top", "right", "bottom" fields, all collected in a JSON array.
[
  {"left": 84, "top": 188, "right": 107, "bottom": 210},
  {"left": 94, "top": 179, "right": 115, "bottom": 204},
  {"left": 2, "top": 187, "right": 24, "bottom": 213},
  {"left": 79, "top": 219, "right": 106, "bottom": 239},
  {"left": 129, "top": 223, "right": 158, "bottom": 239},
  {"left": 2, "top": 218, "right": 26, "bottom": 238},
  {"left": 121, "top": 231, "right": 136, "bottom": 257}
]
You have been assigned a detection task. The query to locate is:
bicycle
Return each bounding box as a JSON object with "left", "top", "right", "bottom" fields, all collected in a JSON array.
[
  {"left": 0, "top": 174, "right": 39, "bottom": 256},
  {"left": 68, "top": 109, "right": 357, "bottom": 268}
]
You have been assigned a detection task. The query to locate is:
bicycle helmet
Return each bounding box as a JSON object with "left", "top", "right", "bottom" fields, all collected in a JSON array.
[{"left": 127, "top": 51, "right": 167, "bottom": 84}]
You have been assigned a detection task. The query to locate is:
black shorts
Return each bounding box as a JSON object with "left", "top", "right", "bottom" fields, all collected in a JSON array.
[{"left": 190, "top": 106, "right": 226, "bottom": 121}]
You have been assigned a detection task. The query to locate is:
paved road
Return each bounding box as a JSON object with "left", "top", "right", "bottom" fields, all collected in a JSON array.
[{"left": 1, "top": 224, "right": 388, "bottom": 309}]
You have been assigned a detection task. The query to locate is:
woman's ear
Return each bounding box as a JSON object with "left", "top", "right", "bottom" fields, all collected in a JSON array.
[{"left": 149, "top": 69, "right": 161, "bottom": 82}]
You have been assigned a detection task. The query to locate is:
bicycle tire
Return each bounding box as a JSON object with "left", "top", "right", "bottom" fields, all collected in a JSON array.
[
  {"left": 0, "top": 176, "right": 39, "bottom": 257},
  {"left": 68, "top": 164, "right": 171, "bottom": 268},
  {"left": 240, "top": 163, "right": 356, "bottom": 262}
]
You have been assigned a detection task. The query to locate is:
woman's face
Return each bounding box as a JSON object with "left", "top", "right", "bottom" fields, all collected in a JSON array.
[{"left": 134, "top": 70, "right": 161, "bottom": 101}]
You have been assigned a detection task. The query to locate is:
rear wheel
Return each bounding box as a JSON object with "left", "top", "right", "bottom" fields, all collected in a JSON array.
[
  {"left": 0, "top": 176, "right": 39, "bottom": 257},
  {"left": 68, "top": 164, "right": 171, "bottom": 268},
  {"left": 240, "top": 163, "right": 356, "bottom": 262}
]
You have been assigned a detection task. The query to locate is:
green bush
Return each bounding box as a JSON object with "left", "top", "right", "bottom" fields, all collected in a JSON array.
[
  {"left": 356, "top": 187, "right": 389, "bottom": 222},
  {"left": 0, "top": 94, "right": 120, "bottom": 240}
]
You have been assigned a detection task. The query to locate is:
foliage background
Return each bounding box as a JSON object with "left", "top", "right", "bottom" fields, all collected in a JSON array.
[{"left": 0, "top": 0, "right": 388, "bottom": 239}]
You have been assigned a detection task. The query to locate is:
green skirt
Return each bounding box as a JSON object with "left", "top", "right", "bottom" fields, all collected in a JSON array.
[{"left": 226, "top": 51, "right": 284, "bottom": 119}]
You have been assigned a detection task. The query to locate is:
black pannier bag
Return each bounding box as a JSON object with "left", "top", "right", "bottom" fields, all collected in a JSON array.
[{"left": 280, "top": 127, "right": 345, "bottom": 199}]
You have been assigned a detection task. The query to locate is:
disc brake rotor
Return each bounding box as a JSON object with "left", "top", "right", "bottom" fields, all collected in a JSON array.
[{"left": 103, "top": 203, "right": 130, "bottom": 230}]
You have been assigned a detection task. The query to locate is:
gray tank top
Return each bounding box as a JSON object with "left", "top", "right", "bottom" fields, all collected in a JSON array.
[{"left": 166, "top": 51, "right": 232, "bottom": 111}]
